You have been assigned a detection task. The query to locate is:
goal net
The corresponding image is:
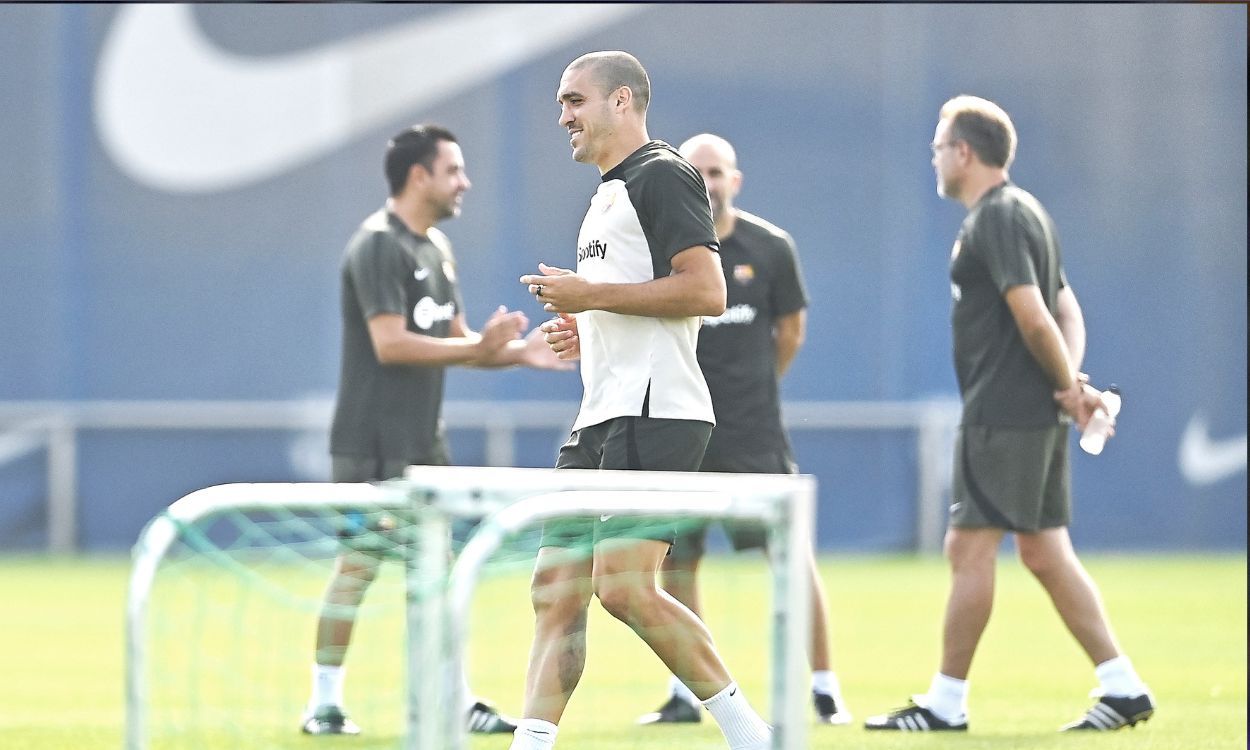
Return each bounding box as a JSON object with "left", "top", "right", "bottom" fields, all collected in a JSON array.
[{"left": 125, "top": 466, "right": 815, "bottom": 750}]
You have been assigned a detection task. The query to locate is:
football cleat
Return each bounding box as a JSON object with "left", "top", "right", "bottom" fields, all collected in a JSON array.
[
  {"left": 864, "top": 698, "right": 967, "bottom": 731},
  {"left": 466, "top": 700, "right": 518, "bottom": 734},
  {"left": 300, "top": 704, "right": 361, "bottom": 735},
  {"left": 1060, "top": 692, "right": 1155, "bottom": 731},
  {"left": 813, "top": 691, "right": 852, "bottom": 725},
  {"left": 637, "top": 694, "right": 703, "bottom": 724}
]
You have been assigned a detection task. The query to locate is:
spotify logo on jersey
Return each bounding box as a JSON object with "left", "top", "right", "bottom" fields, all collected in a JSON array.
[{"left": 413, "top": 297, "right": 456, "bottom": 330}]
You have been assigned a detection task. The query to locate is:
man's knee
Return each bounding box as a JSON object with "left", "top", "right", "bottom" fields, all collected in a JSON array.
[
  {"left": 327, "top": 555, "right": 380, "bottom": 602},
  {"left": 1016, "top": 543, "right": 1050, "bottom": 577},
  {"left": 530, "top": 566, "right": 593, "bottom": 621},
  {"left": 1017, "top": 531, "right": 1075, "bottom": 580},
  {"left": 943, "top": 528, "right": 1001, "bottom": 572},
  {"left": 594, "top": 576, "right": 652, "bottom": 626},
  {"left": 1015, "top": 527, "right": 1075, "bottom": 580}
]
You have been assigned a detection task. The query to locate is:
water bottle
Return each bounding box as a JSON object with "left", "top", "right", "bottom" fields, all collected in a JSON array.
[{"left": 1079, "top": 384, "right": 1122, "bottom": 455}]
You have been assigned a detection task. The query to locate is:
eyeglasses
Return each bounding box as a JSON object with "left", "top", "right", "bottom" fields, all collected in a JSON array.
[{"left": 929, "top": 141, "right": 959, "bottom": 155}]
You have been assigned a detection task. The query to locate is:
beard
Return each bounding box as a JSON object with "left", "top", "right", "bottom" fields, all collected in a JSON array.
[{"left": 434, "top": 196, "right": 460, "bottom": 220}]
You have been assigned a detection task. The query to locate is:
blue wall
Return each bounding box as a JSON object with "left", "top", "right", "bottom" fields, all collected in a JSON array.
[{"left": 0, "top": 4, "right": 1244, "bottom": 551}]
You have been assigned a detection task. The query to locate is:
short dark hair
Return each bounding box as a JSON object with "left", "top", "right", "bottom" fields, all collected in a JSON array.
[
  {"left": 384, "top": 124, "right": 457, "bottom": 196},
  {"left": 568, "top": 51, "right": 650, "bottom": 113},
  {"left": 939, "top": 95, "right": 1017, "bottom": 169}
]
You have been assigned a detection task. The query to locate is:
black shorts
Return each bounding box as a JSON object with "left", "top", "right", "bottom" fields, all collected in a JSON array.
[
  {"left": 666, "top": 449, "right": 798, "bottom": 561},
  {"left": 330, "top": 453, "right": 447, "bottom": 559},
  {"left": 950, "top": 424, "right": 1071, "bottom": 532},
  {"left": 538, "top": 416, "right": 712, "bottom": 550}
]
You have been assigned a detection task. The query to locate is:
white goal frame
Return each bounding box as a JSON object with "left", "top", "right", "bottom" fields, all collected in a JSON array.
[{"left": 125, "top": 466, "right": 816, "bottom": 750}]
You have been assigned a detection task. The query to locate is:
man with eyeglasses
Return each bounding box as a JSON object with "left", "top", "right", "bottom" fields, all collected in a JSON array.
[{"left": 864, "top": 95, "right": 1155, "bottom": 733}]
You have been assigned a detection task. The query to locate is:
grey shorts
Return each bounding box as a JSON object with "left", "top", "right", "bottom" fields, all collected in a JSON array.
[
  {"left": 538, "top": 416, "right": 712, "bottom": 549},
  {"left": 950, "top": 424, "right": 1071, "bottom": 532},
  {"left": 331, "top": 455, "right": 415, "bottom": 484},
  {"left": 666, "top": 449, "right": 798, "bottom": 561}
]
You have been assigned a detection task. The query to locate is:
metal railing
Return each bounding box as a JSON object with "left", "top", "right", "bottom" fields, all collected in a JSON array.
[{"left": 0, "top": 398, "right": 960, "bottom": 554}]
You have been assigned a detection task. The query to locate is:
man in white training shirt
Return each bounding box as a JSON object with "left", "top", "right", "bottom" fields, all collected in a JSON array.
[{"left": 508, "top": 51, "right": 773, "bottom": 750}]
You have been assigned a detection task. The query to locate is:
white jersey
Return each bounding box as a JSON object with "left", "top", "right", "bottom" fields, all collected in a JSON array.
[{"left": 571, "top": 141, "right": 719, "bottom": 431}]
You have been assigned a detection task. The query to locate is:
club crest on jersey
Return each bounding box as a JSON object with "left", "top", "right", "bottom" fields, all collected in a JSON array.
[{"left": 733, "top": 264, "right": 755, "bottom": 284}]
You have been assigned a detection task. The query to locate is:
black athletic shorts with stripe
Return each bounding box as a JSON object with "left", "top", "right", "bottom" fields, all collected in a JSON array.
[
  {"left": 949, "top": 424, "right": 1071, "bottom": 532},
  {"left": 538, "top": 416, "right": 712, "bottom": 549},
  {"left": 330, "top": 449, "right": 449, "bottom": 559},
  {"left": 666, "top": 449, "right": 798, "bottom": 561}
]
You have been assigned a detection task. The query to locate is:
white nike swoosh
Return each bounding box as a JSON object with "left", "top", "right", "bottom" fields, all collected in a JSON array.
[
  {"left": 96, "top": 5, "right": 642, "bottom": 193},
  {"left": 1178, "top": 413, "right": 1247, "bottom": 486},
  {"left": 414, "top": 268, "right": 431, "bottom": 281}
]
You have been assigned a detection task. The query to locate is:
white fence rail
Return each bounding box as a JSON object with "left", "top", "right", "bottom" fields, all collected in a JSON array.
[{"left": 0, "top": 398, "right": 960, "bottom": 554}]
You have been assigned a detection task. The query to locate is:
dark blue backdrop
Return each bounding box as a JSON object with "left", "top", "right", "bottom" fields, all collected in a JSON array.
[{"left": 0, "top": 4, "right": 1244, "bottom": 551}]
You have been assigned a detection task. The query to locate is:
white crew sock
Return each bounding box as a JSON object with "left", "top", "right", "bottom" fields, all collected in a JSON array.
[
  {"left": 508, "top": 718, "right": 558, "bottom": 750},
  {"left": 308, "top": 664, "right": 345, "bottom": 711},
  {"left": 811, "top": 670, "right": 841, "bottom": 698},
  {"left": 703, "top": 681, "right": 772, "bottom": 749},
  {"left": 669, "top": 674, "right": 701, "bottom": 707},
  {"left": 1095, "top": 655, "right": 1147, "bottom": 697},
  {"left": 920, "top": 672, "right": 967, "bottom": 724}
]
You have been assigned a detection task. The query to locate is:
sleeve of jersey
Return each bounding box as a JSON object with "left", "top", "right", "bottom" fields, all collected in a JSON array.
[
  {"left": 347, "top": 233, "right": 409, "bottom": 320},
  {"left": 629, "top": 158, "right": 719, "bottom": 267},
  {"left": 978, "top": 203, "right": 1039, "bottom": 293},
  {"left": 769, "top": 231, "right": 809, "bottom": 317}
]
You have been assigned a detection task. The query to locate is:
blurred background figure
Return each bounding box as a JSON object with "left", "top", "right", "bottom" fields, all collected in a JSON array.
[
  {"left": 304, "top": 123, "right": 568, "bottom": 736},
  {"left": 635, "top": 132, "right": 850, "bottom": 727},
  {"left": 865, "top": 96, "right": 1153, "bottom": 734}
]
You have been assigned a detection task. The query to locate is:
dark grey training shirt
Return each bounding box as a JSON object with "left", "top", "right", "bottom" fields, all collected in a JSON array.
[
  {"left": 330, "top": 209, "right": 464, "bottom": 462},
  {"left": 950, "top": 182, "right": 1069, "bottom": 427}
]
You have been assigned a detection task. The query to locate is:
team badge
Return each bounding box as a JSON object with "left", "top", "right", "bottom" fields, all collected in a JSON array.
[{"left": 733, "top": 264, "right": 755, "bottom": 284}]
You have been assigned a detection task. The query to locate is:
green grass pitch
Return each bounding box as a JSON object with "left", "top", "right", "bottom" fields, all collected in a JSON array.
[{"left": 0, "top": 554, "right": 1244, "bottom": 749}]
